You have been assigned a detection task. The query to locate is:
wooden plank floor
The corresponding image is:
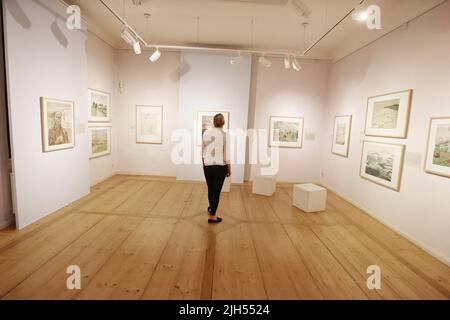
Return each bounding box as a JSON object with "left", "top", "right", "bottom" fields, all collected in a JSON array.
[{"left": 0, "top": 175, "right": 449, "bottom": 300}]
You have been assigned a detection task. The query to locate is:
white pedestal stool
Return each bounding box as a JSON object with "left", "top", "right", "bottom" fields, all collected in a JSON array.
[
  {"left": 293, "top": 183, "right": 327, "bottom": 213},
  {"left": 252, "top": 175, "right": 276, "bottom": 196}
]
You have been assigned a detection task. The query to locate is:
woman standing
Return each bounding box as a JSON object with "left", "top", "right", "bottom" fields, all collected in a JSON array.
[{"left": 202, "top": 114, "right": 231, "bottom": 223}]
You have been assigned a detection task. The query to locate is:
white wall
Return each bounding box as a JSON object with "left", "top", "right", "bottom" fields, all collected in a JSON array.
[
  {"left": 320, "top": 2, "right": 450, "bottom": 264},
  {"left": 4, "top": 0, "right": 90, "bottom": 229},
  {"left": 176, "top": 52, "right": 252, "bottom": 184},
  {"left": 114, "top": 50, "right": 180, "bottom": 177},
  {"left": 86, "top": 33, "right": 116, "bottom": 186},
  {"left": 248, "top": 57, "right": 329, "bottom": 183},
  {"left": 0, "top": 6, "right": 12, "bottom": 229}
]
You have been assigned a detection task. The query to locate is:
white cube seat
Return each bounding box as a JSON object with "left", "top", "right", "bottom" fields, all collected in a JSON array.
[
  {"left": 293, "top": 183, "right": 327, "bottom": 213},
  {"left": 252, "top": 175, "right": 276, "bottom": 196},
  {"left": 221, "top": 177, "right": 231, "bottom": 193}
]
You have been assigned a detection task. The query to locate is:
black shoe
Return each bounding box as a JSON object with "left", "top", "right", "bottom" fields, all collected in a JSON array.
[{"left": 208, "top": 217, "right": 223, "bottom": 224}]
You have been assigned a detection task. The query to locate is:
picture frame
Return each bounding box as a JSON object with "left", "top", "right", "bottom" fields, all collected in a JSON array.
[
  {"left": 136, "top": 105, "right": 163, "bottom": 144},
  {"left": 269, "top": 116, "right": 304, "bottom": 148},
  {"left": 424, "top": 117, "right": 450, "bottom": 178},
  {"left": 40, "top": 97, "right": 75, "bottom": 153},
  {"left": 365, "top": 89, "right": 413, "bottom": 138},
  {"left": 360, "top": 141, "right": 406, "bottom": 192},
  {"left": 89, "top": 125, "right": 111, "bottom": 159},
  {"left": 89, "top": 89, "right": 111, "bottom": 123},
  {"left": 197, "top": 111, "right": 230, "bottom": 146},
  {"left": 332, "top": 115, "right": 352, "bottom": 158}
]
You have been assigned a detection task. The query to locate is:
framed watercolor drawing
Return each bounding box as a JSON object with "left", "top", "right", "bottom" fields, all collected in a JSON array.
[
  {"left": 197, "top": 111, "right": 230, "bottom": 146},
  {"left": 332, "top": 115, "right": 352, "bottom": 157},
  {"left": 360, "top": 141, "right": 405, "bottom": 192},
  {"left": 136, "top": 105, "right": 163, "bottom": 144},
  {"left": 89, "top": 89, "right": 111, "bottom": 122},
  {"left": 89, "top": 125, "right": 111, "bottom": 159},
  {"left": 40, "top": 97, "right": 75, "bottom": 153},
  {"left": 424, "top": 117, "right": 450, "bottom": 178},
  {"left": 269, "top": 116, "right": 304, "bottom": 148},
  {"left": 365, "top": 90, "right": 412, "bottom": 138}
]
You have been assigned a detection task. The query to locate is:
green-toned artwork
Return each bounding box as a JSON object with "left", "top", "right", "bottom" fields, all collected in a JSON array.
[
  {"left": 89, "top": 89, "right": 111, "bottom": 122},
  {"left": 360, "top": 141, "right": 405, "bottom": 191},
  {"left": 89, "top": 126, "right": 111, "bottom": 159},
  {"left": 426, "top": 118, "right": 450, "bottom": 178},
  {"left": 269, "top": 116, "right": 304, "bottom": 148},
  {"left": 365, "top": 90, "right": 412, "bottom": 138},
  {"left": 432, "top": 124, "right": 450, "bottom": 168}
]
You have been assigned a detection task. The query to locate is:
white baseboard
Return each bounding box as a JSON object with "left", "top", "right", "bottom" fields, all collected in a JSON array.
[{"left": 321, "top": 182, "right": 450, "bottom": 267}]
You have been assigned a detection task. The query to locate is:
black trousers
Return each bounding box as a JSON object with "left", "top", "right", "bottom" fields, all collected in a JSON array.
[{"left": 203, "top": 165, "right": 228, "bottom": 216}]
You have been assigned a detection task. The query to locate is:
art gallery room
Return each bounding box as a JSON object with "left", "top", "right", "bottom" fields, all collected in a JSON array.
[{"left": 0, "top": 0, "right": 449, "bottom": 305}]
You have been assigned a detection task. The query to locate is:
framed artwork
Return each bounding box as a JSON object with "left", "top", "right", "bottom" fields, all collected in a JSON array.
[
  {"left": 89, "top": 125, "right": 111, "bottom": 159},
  {"left": 360, "top": 141, "right": 405, "bottom": 192},
  {"left": 197, "top": 111, "right": 230, "bottom": 146},
  {"left": 269, "top": 116, "right": 304, "bottom": 148},
  {"left": 332, "top": 115, "right": 352, "bottom": 157},
  {"left": 136, "top": 105, "right": 163, "bottom": 144},
  {"left": 89, "top": 89, "right": 111, "bottom": 122},
  {"left": 424, "top": 117, "right": 450, "bottom": 178},
  {"left": 365, "top": 89, "right": 412, "bottom": 138},
  {"left": 40, "top": 97, "right": 75, "bottom": 153}
]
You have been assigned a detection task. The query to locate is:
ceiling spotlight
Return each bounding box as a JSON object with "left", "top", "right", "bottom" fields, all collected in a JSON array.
[
  {"left": 230, "top": 53, "right": 243, "bottom": 65},
  {"left": 122, "top": 27, "right": 141, "bottom": 55},
  {"left": 121, "top": 28, "right": 136, "bottom": 46},
  {"left": 284, "top": 56, "right": 291, "bottom": 69},
  {"left": 149, "top": 48, "right": 161, "bottom": 62},
  {"left": 292, "top": 58, "right": 302, "bottom": 71},
  {"left": 259, "top": 56, "right": 272, "bottom": 68},
  {"left": 133, "top": 41, "right": 141, "bottom": 55},
  {"left": 352, "top": 10, "right": 369, "bottom": 22}
]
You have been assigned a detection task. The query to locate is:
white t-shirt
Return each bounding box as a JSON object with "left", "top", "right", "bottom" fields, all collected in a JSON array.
[{"left": 202, "top": 127, "right": 230, "bottom": 166}]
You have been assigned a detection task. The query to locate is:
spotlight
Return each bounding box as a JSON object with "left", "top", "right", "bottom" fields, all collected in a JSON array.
[
  {"left": 352, "top": 10, "right": 369, "bottom": 22},
  {"left": 121, "top": 28, "right": 136, "bottom": 46},
  {"left": 284, "top": 56, "right": 291, "bottom": 69},
  {"left": 230, "top": 53, "right": 243, "bottom": 65},
  {"left": 149, "top": 48, "right": 161, "bottom": 62},
  {"left": 292, "top": 58, "right": 302, "bottom": 71},
  {"left": 133, "top": 41, "right": 141, "bottom": 55},
  {"left": 259, "top": 56, "right": 272, "bottom": 68},
  {"left": 122, "top": 27, "right": 141, "bottom": 55}
]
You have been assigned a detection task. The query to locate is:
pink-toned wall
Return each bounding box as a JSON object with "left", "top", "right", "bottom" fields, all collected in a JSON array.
[
  {"left": 320, "top": 2, "right": 450, "bottom": 264},
  {"left": 0, "top": 10, "right": 13, "bottom": 229},
  {"left": 114, "top": 50, "right": 180, "bottom": 177},
  {"left": 248, "top": 57, "right": 330, "bottom": 183},
  {"left": 4, "top": 0, "right": 90, "bottom": 229}
]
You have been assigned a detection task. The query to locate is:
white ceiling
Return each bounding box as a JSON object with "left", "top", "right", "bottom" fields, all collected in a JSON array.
[{"left": 67, "top": 0, "right": 447, "bottom": 60}]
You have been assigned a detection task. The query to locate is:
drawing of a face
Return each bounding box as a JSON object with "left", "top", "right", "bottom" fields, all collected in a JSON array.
[{"left": 54, "top": 112, "right": 62, "bottom": 127}]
